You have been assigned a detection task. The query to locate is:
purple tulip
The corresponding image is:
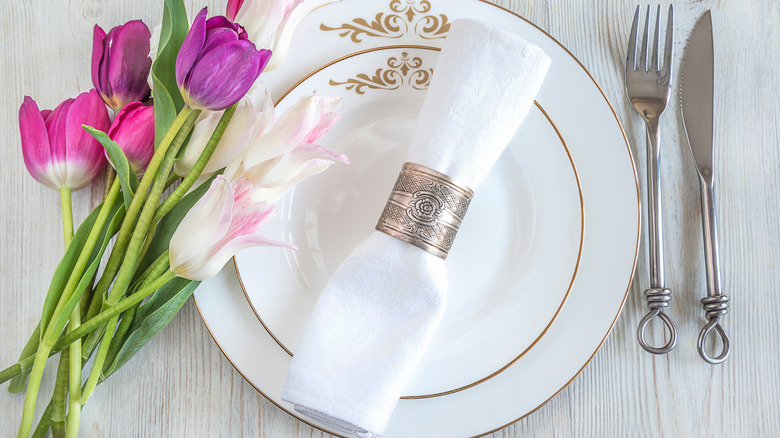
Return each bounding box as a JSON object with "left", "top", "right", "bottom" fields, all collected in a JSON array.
[
  {"left": 92, "top": 20, "right": 152, "bottom": 112},
  {"left": 108, "top": 102, "right": 155, "bottom": 173},
  {"left": 19, "top": 90, "right": 110, "bottom": 190},
  {"left": 175, "top": 8, "right": 271, "bottom": 111}
]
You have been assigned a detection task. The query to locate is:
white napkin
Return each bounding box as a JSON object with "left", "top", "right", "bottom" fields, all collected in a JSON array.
[{"left": 282, "top": 18, "right": 551, "bottom": 437}]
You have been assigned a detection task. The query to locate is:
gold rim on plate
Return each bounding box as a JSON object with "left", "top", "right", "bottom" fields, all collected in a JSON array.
[
  {"left": 194, "top": 0, "right": 641, "bottom": 436},
  {"left": 233, "top": 44, "right": 584, "bottom": 400}
]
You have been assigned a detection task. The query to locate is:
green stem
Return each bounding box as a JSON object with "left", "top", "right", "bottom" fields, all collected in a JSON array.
[
  {"left": 14, "top": 271, "right": 175, "bottom": 437},
  {"left": 109, "top": 109, "right": 198, "bottom": 308},
  {"left": 153, "top": 103, "right": 237, "bottom": 224},
  {"left": 10, "top": 154, "right": 117, "bottom": 397},
  {"left": 104, "top": 250, "right": 171, "bottom": 369},
  {"left": 21, "top": 267, "right": 172, "bottom": 368},
  {"left": 65, "top": 263, "right": 172, "bottom": 348},
  {"left": 81, "top": 109, "right": 199, "bottom": 403},
  {"left": 130, "top": 249, "right": 173, "bottom": 294},
  {"left": 82, "top": 289, "right": 108, "bottom": 360},
  {"left": 76, "top": 171, "right": 116, "bottom": 331},
  {"left": 59, "top": 188, "right": 73, "bottom": 248},
  {"left": 140, "top": 250, "right": 173, "bottom": 288},
  {"left": 80, "top": 171, "right": 114, "bottom": 320},
  {"left": 103, "top": 307, "right": 137, "bottom": 373},
  {"left": 50, "top": 350, "right": 69, "bottom": 438},
  {"left": 0, "top": 363, "right": 22, "bottom": 385},
  {"left": 66, "top": 306, "right": 82, "bottom": 438},
  {"left": 52, "top": 185, "right": 76, "bottom": 437},
  {"left": 43, "top": 180, "right": 121, "bottom": 346},
  {"left": 80, "top": 270, "right": 177, "bottom": 403},
  {"left": 16, "top": 180, "right": 121, "bottom": 438},
  {"left": 89, "top": 107, "right": 195, "bottom": 311},
  {"left": 31, "top": 400, "right": 53, "bottom": 438},
  {"left": 18, "top": 340, "right": 53, "bottom": 437},
  {"left": 83, "top": 328, "right": 111, "bottom": 403}
]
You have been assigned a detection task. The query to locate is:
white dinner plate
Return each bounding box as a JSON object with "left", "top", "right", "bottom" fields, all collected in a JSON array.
[
  {"left": 234, "top": 46, "right": 584, "bottom": 399},
  {"left": 193, "top": 1, "right": 640, "bottom": 436}
]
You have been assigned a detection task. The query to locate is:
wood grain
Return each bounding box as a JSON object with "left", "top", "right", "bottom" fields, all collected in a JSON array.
[{"left": 1, "top": 0, "right": 779, "bottom": 436}]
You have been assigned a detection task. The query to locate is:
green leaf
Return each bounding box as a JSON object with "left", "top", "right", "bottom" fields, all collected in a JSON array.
[
  {"left": 6, "top": 324, "right": 39, "bottom": 392},
  {"left": 129, "top": 277, "right": 191, "bottom": 333},
  {"left": 83, "top": 126, "right": 139, "bottom": 209},
  {"left": 135, "top": 173, "right": 219, "bottom": 276},
  {"left": 102, "top": 278, "right": 200, "bottom": 378},
  {"left": 45, "top": 206, "right": 126, "bottom": 346},
  {"left": 153, "top": 0, "right": 189, "bottom": 147}
]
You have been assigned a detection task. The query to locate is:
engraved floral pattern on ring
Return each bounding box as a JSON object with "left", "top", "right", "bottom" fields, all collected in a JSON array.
[
  {"left": 376, "top": 163, "right": 473, "bottom": 259},
  {"left": 408, "top": 191, "right": 444, "bottom": 225}
]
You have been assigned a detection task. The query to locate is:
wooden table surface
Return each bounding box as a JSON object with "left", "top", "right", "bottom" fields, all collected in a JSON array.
[{"left": 2, "top": 0, "right": 779, "bottom": 436}]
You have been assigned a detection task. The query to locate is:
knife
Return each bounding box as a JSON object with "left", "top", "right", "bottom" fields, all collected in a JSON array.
[{"left": 680, "top": 10, "right": 730, "bottom": 364}]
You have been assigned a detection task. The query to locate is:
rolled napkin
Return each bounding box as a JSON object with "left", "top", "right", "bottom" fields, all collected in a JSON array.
[{"left": 282, "top": 18, "right": 551, "bottom": 437}]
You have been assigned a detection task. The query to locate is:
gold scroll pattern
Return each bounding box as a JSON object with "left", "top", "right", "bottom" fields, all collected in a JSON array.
[
  {"left": 329, "top": 52, "right": 434, "bottom": 95},
  {"left": 320, "top": 0, "right": 451, "bottom": 43}
]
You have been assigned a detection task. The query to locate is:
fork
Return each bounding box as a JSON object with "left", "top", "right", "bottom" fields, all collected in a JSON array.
[{"left": 625, "top": 5, "right": 677, "bottom": 355}]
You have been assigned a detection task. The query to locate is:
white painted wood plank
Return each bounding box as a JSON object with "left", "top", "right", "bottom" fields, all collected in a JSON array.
[{"left": 1, "top": 0, "right": 778, "bottom": 436}]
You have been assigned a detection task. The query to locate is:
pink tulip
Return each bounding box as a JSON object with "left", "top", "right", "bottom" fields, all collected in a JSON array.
[
  {"left": 19, "top": 90, "right": 110, "bottom": 190},
  {"left": 176, "top": 8, "right": 271, "bottom": 111},
  {"left": 169, "top": 176, "right": 295, "bottom": 281},
  {"left": 227, "top": 0, "right": 339, "bottom": 71},
  {"left": 92, "top": 20, "right": 153, "bottom": 112},
  {"left": 107, "top": 102, "right": 155, "bottom": 173},
  {"left": 224, "top": 92, "right": 348, "bottom": 201}
]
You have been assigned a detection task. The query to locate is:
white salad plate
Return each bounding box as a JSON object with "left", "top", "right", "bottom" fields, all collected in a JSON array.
[
  {"left": 235, "top": 46, "right": 583, "bottom": 399},
  {"left": 193, "top": 1, "right": 640, "bottom": 437}
]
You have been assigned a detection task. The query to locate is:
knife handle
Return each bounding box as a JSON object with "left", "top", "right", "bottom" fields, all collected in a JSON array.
[{"left": 696, "top": 177, "right": 730, "bottom": 364}]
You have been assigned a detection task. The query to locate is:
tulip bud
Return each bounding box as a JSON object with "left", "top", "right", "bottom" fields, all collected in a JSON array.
[
  {"left": 228, "top": 0, "right": 339, "bottom": 71},
  {"left": 169, "top": 176, "right": 295, "bottom": 281},
  {"left": 19, "top": 90, "right": 110, "bottom": 190},
  {"left": 107, "top": 102, "right": 155, "bottom": 173},
  {"left": 92, "top": 20, "right": 153, "bottom": 112},
  {"left": 175, "top": 8, "right": 271, "bottom": 111}
]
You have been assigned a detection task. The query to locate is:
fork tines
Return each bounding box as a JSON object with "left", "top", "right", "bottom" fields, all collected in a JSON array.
[{"left": 627, "top": 5, "right": 674, "bottom": 73}]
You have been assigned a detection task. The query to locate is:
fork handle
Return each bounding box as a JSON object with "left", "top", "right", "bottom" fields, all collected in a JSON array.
[
  {"left": 637, "top": 119, "right": 678, "bottom": 355},
  {"left": 645, "top": 119, "right": 665, "bottom": 287}
]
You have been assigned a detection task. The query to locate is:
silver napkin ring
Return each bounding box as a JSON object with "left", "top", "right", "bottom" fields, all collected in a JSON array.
[{"left": 376, "top": 162, "right": 474, "bottom": 259}]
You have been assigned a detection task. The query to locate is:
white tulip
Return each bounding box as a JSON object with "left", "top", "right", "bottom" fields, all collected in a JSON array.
[
  {"left": 174, "top": 95, "right": 269, "bottom": 177},
  {"left": 224, "top": 92, "right": 348, "bottom": 202},
  {"left": 169, "top": 176, "right": 295, "bottom": 281}
]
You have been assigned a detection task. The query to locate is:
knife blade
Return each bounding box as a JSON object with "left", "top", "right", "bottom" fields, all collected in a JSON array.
[
  {"left": 681, "top": 10, "right": 715, "bottom": 178},
  {"left": 680, "top": 10, "right": 730, "bottom": 364}
]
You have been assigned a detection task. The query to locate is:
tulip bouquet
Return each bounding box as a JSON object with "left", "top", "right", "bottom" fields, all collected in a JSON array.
[{"left": 4, "top": 0, "right": 345, "bottom": 437}]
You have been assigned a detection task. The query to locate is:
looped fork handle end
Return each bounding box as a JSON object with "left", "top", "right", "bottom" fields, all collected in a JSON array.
[
  {"left": 698, "top": 317, "right": 730, "bottom": 364},
  {"left": 637, "top": 307, "right": 678, "bottom": 354}
]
